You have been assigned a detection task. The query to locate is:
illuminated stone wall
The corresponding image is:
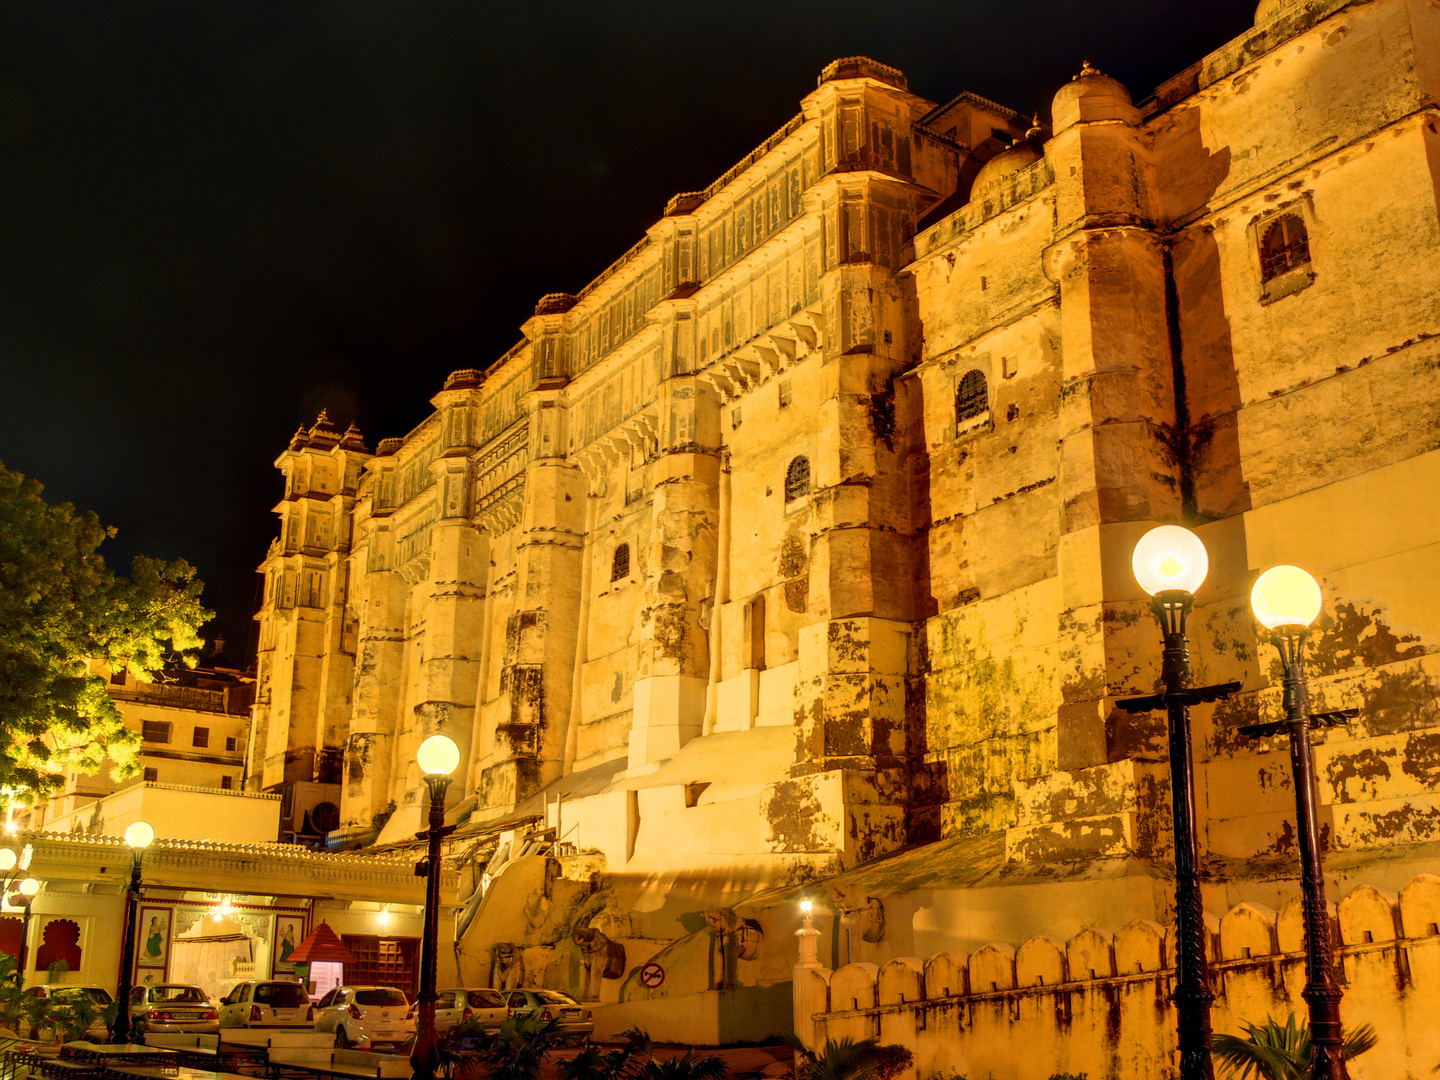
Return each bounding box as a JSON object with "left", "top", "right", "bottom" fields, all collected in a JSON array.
[{"left": 246, "top": 0, "right": 1440, "bottom": 1030}]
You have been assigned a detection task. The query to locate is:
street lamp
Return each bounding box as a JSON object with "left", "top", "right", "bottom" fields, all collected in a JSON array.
[
  {"left": 1118, "top": 525, "right": 1240, "bottom": 1080},
  {"left": 11, "top": 877, "right": 40, "bottom": 991},
  {"left": 111, "top": 820, "right": 155, "bottom": 1043},
  {"left": 410, "top": 735, "right": 459, "bottom": 1080},
  {"left": 1241, "top": 565, "right": 1354, "bottom": 1080}
]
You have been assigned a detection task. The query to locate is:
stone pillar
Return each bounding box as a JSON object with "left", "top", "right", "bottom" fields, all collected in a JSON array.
[
  {"left": 480, "top": 387, "right": 586, "bottom": 810},
  {"left": 793, "top": 915, "right": 829, "bottom": 1051},
  {"left": 1007, "top": 67, "right": 1184, "bottom": 864},
  {"left": 627, "top": 375, "right": 721, "bottom": 770}
]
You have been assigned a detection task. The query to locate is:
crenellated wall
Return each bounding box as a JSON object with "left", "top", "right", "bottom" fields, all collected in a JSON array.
[{"left": 798, "top": 872, "right": 1440, "bottom": 1079}]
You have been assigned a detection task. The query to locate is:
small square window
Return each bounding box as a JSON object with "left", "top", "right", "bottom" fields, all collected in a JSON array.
[
  {"left": 110, "top": 669, "right": 126, "bottom": 686},
  {"left": 192, "top": 727, "right": 210, "bottom": 748},
  {"left": 226, "top": 736, "right": 238, "bottom": 752},
  {"left": 220, "top": 776, "right": 233, "bottom": 790},
  {"left": 142, "top": 720, "right": 171, "bottom": 744},
  {"left": 143, "top": 767, "right": 158, "bottom": 783}
]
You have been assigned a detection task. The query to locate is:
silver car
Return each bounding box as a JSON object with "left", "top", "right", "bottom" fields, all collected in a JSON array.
[
  {"left": 217, "top": 979, "right": 313, "bottom": 1028},
  {"left": 129, "top": 983, "right": 219, "bottom": 1034},
  {"left": 435, "top": 988, "right": 507, "bottom": 1034}
]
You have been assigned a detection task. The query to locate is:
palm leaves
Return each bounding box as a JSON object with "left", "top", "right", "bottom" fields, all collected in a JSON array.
[
  {"left": 786, "top": 1035, "right": 883, "bottom": 1080},
  {"left": 1213, "top": 1013, "right": 1378, "bottom": 1080}
]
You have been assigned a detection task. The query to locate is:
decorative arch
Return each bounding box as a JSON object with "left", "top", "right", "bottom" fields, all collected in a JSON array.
[
  {"left": 611, "top": 543, "right": 631, "bottom": 582},
  {"left": 956, "top": 369, "right": 988, "bottom": 424},
  {"left": 784, "top": 456, "right": 810, "bottom": 503},
  {"left": 35, "top": 919, "right": 82, "bottom": 974},
  {"left": 1259, "top": 212, "right": 1310, "bottom": 281}
]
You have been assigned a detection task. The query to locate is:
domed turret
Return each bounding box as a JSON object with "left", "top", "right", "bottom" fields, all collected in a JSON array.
[{"left": 1051, "top": 60, "right": 1139, "bottom": 134}]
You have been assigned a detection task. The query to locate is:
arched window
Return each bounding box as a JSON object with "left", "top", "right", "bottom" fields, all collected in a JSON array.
[
  {"left": 1259, "top": 213, "right": 1309, "bottom": 281},
  {"left": 956, "top": 370, "right": 988, "bottom": 424},
  {"left": 611, "top": 543, "right": 630, "bottom": 582},
  {"left": 784, "top": 457, "right": 810, "bottom": 503}
]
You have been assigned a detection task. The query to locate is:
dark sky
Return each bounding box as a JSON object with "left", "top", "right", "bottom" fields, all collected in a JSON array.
[{"left": 1, "top": 1, "right": 1260, "bottom": 660}]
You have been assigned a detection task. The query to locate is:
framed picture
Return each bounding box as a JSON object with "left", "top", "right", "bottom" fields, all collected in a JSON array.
[
  {"left": 272, "top": 917, "right": 302, "bottom": 975},
  {"left": 137, "top": 905, "right": 171, "bottom": 972},
  {"left": 136, "top": 965, "right": 166, "bottom": 988}
]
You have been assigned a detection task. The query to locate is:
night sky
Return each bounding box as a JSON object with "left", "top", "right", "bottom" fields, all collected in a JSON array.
[{"left": 1, "top": 1, "right": 1260, "bottom": 661}]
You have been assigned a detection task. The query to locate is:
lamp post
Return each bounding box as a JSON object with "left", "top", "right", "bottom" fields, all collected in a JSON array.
[
  {"left": 12, "top": 877, "right": 40, "bottom": 991},
  {"left": 410, "top": 735, "right": 459, "bottom": 1080},
  {"left": 1118, "top": 526, "right": 1240, "bottom": 1080},
  {"left": 1241, "top": 565, "right": 1354, "bottom": 1080},
  {"left": 111, "top": 820, "right": 155, "bottom": 1043}
]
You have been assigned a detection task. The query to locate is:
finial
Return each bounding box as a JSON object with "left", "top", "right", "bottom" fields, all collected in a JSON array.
[
  {"left": 1074, "top": 60, "right": 1104, "bottom": 81},
  {"left": 1026, "top": 114, "right": 1044, "bottom": 140}
]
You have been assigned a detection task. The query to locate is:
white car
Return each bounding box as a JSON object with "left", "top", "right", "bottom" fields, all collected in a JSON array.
[
  {"left": 217, "top": 980, "right": 313, "bottom": 1028},
  {"left": 435, "top": 988, "right": 507, "bottom": 1033},
  {"left": 313, "top": 985, "right": 413, "bottom": 1049}
]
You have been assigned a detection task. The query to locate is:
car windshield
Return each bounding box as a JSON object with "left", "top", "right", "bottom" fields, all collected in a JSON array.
[
  {"left": 534, "top": 991, "right": 578, "bottom": 1005},
  {"left": 467, "top": 990, "right": 504, "bottom": 1008},
  {"left": 54, "top": 987, "right": 113, "bottom": 1005},
  {"left": 355, "top": 988, "right": 408, "bottom": 1007},
  {"left": 153, "top": 987, "right": 207, "bottom": 1003},
  {"left": 254, "top": 983, "right": 309, "bottom": 1007}
]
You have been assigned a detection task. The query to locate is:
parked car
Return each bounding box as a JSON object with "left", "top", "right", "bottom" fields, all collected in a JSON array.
[
  {"left": 217, "top": 980, "right": 313, "bottom": 1028},
  {"left": 128, "top": 983, "right": 219, "bottom": 1035},
  {"left": 312, "top": 985, "right": 413, "bottom": 1049},
  {"left": 20, "top": 985, "right": 113, "bottom": 1039},
  {"left": 502, "top": 989, "right": 592, "bottom": 1041},
  {"left": 434, "top": 988, "right": 507, "bottom": 1034}
]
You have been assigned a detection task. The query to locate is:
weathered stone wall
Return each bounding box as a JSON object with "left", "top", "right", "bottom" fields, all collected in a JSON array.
[{"left": 801, "top": 872, "right": 1440, "bottom": 1080}]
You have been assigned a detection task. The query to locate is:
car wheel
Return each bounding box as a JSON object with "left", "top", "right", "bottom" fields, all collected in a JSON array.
[{"left": 336, "top": 1027, "right": 353, "bottom": 1049}]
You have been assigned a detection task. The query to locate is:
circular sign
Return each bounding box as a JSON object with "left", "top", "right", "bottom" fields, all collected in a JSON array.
[{"left": 638, "top": 962, "right": 665, "bottom": 989}]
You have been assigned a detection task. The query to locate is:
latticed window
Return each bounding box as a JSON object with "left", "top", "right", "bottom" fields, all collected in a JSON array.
[
  {"left": 611, "top": 543, "right": 630, "bottom": 582},
  {"left": 141, "top": 720, "right": 171, "bottom": 744},
  {"left": 1259, "top": 213, "right": 1310, "bottom": 281},
  {"left": 785, "top": 456, "right": 811, "bottom": 503},
  {"left": 956, "top": 369, "right": 988, "bottom": 424}
]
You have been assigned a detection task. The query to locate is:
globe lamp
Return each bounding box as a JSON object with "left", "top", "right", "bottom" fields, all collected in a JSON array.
[
  {"left": 124, "top": 820, "right": 156, "bottom": 849},
  {"left": 1132, "top": 525, "right": 1209, "bottom": 597},
  {"left": 0, "top": 848, "right": 16, "bottom": 872},
  {"left": 1250, "top": 565, "right": 1323, "bottom": 631},
  {"left": 18, "top": 877, "right": 39, "bottom": 898},
  {"left": 417, "top": 735, "right": 460, "bottom": 777}
]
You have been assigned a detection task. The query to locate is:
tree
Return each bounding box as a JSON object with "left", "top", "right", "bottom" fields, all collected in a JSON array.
[
  {"left": 0, "top": 461, "right": 210, "bottom": 799},
  {"left": 1212, "top": 1013, "right": 1378, "bottom": 1080}
]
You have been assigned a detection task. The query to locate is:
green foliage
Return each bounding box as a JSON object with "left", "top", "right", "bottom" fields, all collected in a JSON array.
[
  {"left": 1213, "top": 1013, "right": 1378, "bottom": 1080},
  {"left": 439, "top": 1012, "right": 566, "bottom": 1080},
  {"left": 561, "top": 1026, "right": 654, "bottom": 1080},
  {"left": 0, "top": 460, "right": 211, "bottom": 797},
  {"left": 786, "top": 1035, "right": 883, "bottom": 1080}
]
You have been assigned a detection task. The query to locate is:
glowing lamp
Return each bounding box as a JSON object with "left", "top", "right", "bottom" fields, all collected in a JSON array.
[
  {"left": 377, "top": 905, "right": 392, "bottom": 927},
  {"left": 800, "top": 900, "right": 813, "bottom": 915},
  {"left": 18, "top": 877, "right": 39, "bottom": 898},
  {"left": 417, "top": 735, "right": 460, "bottom": 777},
  {"left": 0, "top": 848, "right": 16, "bottom": 872},
  {"left": 1132, "top": 526, "right": 1209, "bottom": 597},
  {"left": 1251, "top": 565, "right": 1323, "bottom": 631},
  {"left": 125, "top": 820, "right": 156, "bottom": 849}
]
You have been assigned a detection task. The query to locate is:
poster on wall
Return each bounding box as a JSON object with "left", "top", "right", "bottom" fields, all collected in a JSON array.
[
  {"left": 272, "top": 916, "right": 302, "bottom": 976},
  {"left": 136, "top": 905, "right": 171, "bottom": 974}
]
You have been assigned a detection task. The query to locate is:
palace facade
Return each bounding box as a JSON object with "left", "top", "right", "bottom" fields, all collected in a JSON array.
[{"left": 246, "top": 0, "right": 1440, "bottom": 1069}]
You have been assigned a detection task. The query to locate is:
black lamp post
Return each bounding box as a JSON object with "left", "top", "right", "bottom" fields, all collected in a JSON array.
[
  {"left": 111, "top": 820, "right": 155, "bottom": 1044},
  {"left": 1241, "top": 565, "right": 1355, "bottom": 1080},
  {"left": 11, "top": 877, "right": 41, "bottom": 991},
  {"left": 1118, "top": 526, "right": 1240, "bottom": 1080},
  {"left": 410, "top": 735, "right": 458, "bottom": 1080}
]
